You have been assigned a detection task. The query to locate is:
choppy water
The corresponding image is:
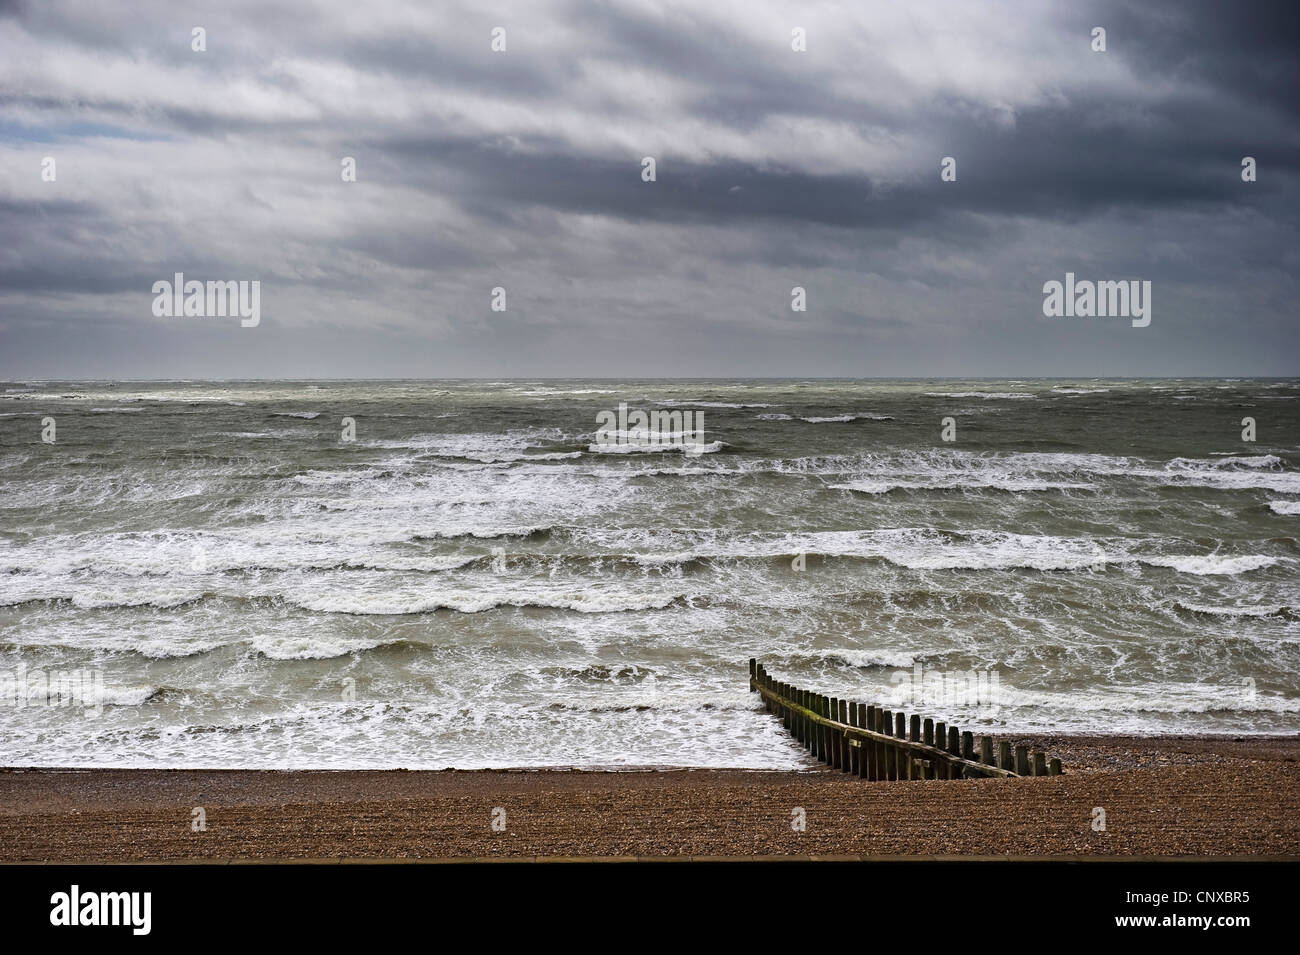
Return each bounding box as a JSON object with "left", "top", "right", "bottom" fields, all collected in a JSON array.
[{"left": 1, "top": 379, "right": 1297, "bottom": 768}]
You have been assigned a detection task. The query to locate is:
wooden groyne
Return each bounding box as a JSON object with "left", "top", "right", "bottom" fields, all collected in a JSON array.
[{"left": 749, "top": 660, "right": 1063, "bottom": 780}]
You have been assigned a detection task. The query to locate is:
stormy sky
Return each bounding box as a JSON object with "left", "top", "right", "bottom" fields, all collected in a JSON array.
[{"left": 1, "top": 0, "right": 1297, "bottom": 379}]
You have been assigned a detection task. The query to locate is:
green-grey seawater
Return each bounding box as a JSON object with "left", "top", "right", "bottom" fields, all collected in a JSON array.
[{"left": 1, "top": 379, "right": 1297, "bottom": 767}]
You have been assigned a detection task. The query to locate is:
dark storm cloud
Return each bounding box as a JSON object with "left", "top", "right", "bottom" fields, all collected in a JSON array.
[
  {"left": 0, "top": 0, "right": 1297, "bottom": 377},
  {"left": 380, "top": 117, "right": 1291, "bottom": 229},
  {"left": 1095, "top": 0, "right": 1300, "bottom": 118}
]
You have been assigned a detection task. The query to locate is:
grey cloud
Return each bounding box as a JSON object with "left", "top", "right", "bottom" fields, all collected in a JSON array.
[{"left": 0, "top": 0, "right": 1296, "bottom": 378}]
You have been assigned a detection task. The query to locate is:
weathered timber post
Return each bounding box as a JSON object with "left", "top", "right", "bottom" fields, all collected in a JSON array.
[
  {"left": 865, "top": 705, "right": 878, "bottom": 780},
  {"left": 827, "top": 696, "right": 836, "bottom": 767},
  {"left": 907, "top": 715, "right": 920, "bottom": 780},
  {"left": 819, "top": 695, "right": 830, "bottom": 764},
  {"left": 1014, "top": 745, "right": 1029, "bottom": 776},
  {"left": 880, "top": 709, "right": 893, "bottom": 780},
  {"left": 838, "top": 697, "right": 848, "bottom": 770},
  {"left": 895, "top": 713, "right": 907, "bottom": 779},
  {"left": 848, "top": 702, "right": 860, "bottom": 776},
  {"left": 839, "top": 699, "right": 850, "bottom": 773}
]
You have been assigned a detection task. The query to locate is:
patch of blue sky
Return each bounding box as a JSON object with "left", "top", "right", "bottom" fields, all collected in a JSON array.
[{"left": 0, "top": 120, "right": 171, "bottom": 144}]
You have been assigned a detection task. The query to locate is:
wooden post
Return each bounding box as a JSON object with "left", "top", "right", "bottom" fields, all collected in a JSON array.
[
  {"left": 749, "top": 658, "right": 756, "bottom": 685},
  {"left": 863, "top": 702, "right": 873, "bottom": 779},
  {"left": 1014, "top": 745, "right": 1029, "bottom": 776},
  {"left": 878, "top": 707, "right": 890, "bottom": 781},
  {"left": 837, "top": 697, "right": 848, "bottom": 770},
  {"left": 848, "top": 702, "right": 860, "bottom": 777},
  {"left": 947, "top": 727, "right": 960, "bottom": 779},
  {"left": 822, "top": 695, "right": 832, "bottom": 764},
  {"left": 866, "top": 706, "right": 878, "bottom": 780},
  {"left": 981, "top": 736, "right": 994, "bottom": 766},
  {"left": 1032, "top": 752, "right": 1047, "bottom": 777},
  {"left": 827, "top": 697, "right": 838, "bottom": 768},
  {"left": 811, "top": 696, "right": 821, "bottom": 764},
  {"left": 804, "top": 689, "right": 812, "bottom": 751},
  {"left": 934, "top": 721, "right": 947, "bottom": 779},
  {"left": 845, "top": 702, "right": 855, "bottom": 775},
  {"left": 880, "top": 709, "right": 894, "bottom": 780},
  {"left": 812, "top": 693, "right": 820, "bottom": 755},
  {"left": 889, "top": 710, "right": 900, "bottom": 781},
  {"left": 839, "top": 699, "right": 850, "bottom": 773},
  {"left": 803, "top": 692, "right": 812, "bottom": 755},
  {"left": 794, "top": 686, "right": 801, "bottom": 742},
  {"left": 1049, "top": 758, "right": 1063, "bottom": 776},
  {"left": 817, "top": 696, "right": 828, "bottom": 763},
  {"left": 895, "top": 712, "right": 907, "bottom": 779},
  {"left": 838, "top": 697, "right": 848, "bottom": 769},
  {"left": 961, "top": 731, "right": 974, "bottom": 762},
  {"left": 909, "top": 715, "right": 922, "bottom": 780},
  {"left": 998, "top": 741, "right": 1013, "bottom": 773},
  {"left": 878, "top": 707, "right": 889, "bottom": 781},
  {"left": 821, "top": 696, "right": 832, "bottom": 774},
  {"left": 859, "top": 705, "right": 868, "bottom": 779},
  {"left": 857, "top": 703, "right": 868, "bottom": 779}
]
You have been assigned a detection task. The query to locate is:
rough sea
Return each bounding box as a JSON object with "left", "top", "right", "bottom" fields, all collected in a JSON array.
[{"left": 1, "top": 378, "right": 1297, "bottom": 768}]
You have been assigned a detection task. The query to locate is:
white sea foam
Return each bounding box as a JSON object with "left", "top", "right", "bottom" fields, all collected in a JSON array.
[
  {"left": 925, "top": 392, "right": 1035, "bottom": 399},
  {"left": 1169, "top": 455, "right": 1281, "bottom": 469},
  {"left": 283, "top": 586, "right": 682, "bottom": 616},
  {"left": 361, "top": 429, "right": 571, "bottom": 463},
  {"left": 1175, "top": 601, "right": 1292, "bottom": 619},
  {"left": 615, "top": 528, "right": 1282, "bottom": 576},
  {"left": 821, "top": 449, "right": 1300, "bottom": 494},
  {"left": 587, "top": 440, "right": 724, "bottom": 454},
  {"left": 1145, "top": 554, "right": 1280, "bottom": 575},
  {"left": 657, "top": 400, "right": 775, "bottom": 408},
  {"left": 832, "top": 477, "right": 1090, "bottom": 493}
]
